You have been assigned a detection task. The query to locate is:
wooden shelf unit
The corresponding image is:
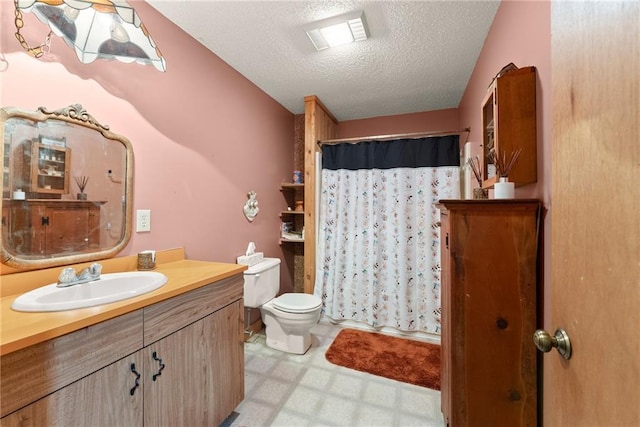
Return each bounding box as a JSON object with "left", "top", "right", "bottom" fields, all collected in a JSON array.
[
  {"left": 280, "top": 183, "right": 304, "bottom": 244},
  {"left": 22, "top": 140, "right": 71, "bottom": 196},
  {"left": 481, "top": 66, "right": 537, "bottom": 189}
]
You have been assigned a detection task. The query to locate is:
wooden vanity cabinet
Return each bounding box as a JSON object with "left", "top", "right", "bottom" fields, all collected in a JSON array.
[
  {"left": 438, "top": 200, "right": 541, "bottom": 427},
  {"left": 0, "top": 274, "right": 244, "bottom": 426}
]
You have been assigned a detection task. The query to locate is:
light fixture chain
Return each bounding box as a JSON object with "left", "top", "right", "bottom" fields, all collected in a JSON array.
[{"left": 13, "top": 0, "right": 53, "bottom": 58}]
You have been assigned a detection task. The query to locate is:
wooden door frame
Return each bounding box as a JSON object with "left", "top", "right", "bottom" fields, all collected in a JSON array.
[{"left": 303, "top": 96, "right": 338, "bottom": 294}]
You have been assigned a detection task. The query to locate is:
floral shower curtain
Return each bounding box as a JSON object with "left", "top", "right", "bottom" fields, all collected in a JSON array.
[{"left": 314, "top": 135, "right": 460, "bottom": 334}]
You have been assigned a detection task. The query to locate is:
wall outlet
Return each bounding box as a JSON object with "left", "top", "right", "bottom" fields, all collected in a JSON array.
[{"left": 136, "top": 209, "right": 151, "bottom": 232}]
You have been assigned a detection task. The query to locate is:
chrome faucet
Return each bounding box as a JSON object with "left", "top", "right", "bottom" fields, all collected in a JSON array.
[{"left": 57, "top": 263, "right": 103, "bottom": 288}]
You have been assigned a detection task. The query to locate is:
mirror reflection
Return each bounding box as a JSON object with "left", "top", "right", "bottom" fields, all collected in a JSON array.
[{"left": 1, "top": 105, "right": 133, "bottom": 270}]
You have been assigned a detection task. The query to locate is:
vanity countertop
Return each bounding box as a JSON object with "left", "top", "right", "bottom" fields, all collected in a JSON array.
[{"left": 0, "top": 249, "right": 247, "bottom": 356}]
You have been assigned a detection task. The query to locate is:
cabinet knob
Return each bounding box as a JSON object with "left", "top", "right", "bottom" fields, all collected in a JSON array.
[{"left": 533, "top": 328, "right": 572, "bottom": 360}]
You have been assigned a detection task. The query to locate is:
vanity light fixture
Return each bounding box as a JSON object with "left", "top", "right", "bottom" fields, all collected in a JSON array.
[
  {"left": 13, "top": 0, "right": 166, "bottom": 72},
  {"left": 304, "top": 10, "right": 369, "bottom": 51}
]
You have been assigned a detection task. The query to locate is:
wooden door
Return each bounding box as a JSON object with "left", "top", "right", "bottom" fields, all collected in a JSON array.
[{"left": 547, "top": 2, "right": 639, "bottom": 425}]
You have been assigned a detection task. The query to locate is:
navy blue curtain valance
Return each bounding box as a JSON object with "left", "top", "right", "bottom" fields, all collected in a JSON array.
[{"left": 321, "top": 135, "right": 460, "bottom": 170}]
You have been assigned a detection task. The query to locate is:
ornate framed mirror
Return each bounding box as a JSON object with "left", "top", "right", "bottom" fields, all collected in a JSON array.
[{"left": 1, "top": 104, "right": 134, "bottom": 270}]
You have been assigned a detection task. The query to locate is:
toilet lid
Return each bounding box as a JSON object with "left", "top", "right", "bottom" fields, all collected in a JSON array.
[{"left": 272, "top": 293, "right": 322, "bottom": 313}]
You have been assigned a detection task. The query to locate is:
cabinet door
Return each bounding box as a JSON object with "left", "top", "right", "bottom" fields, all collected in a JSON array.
[
  {"left": 1, "top": 309, "right": 142, "bottom": 418},
  {"left": 144, "top": 300, "right": 244, "bottom": 426},
  {"left": 1, "top": 353, "right": 143, "bottom": 426},
  {"left": 210, "top": 300, "right": 245, "bottom": 421},
  {"left": 481, "top": 67, "right": 537, "bottom": 188},
  {"left": 440, "top": 200, "right": 539, "bottom": 427},
  {"left": 44, "top": 205, "right": 91, "bottom": 254}
]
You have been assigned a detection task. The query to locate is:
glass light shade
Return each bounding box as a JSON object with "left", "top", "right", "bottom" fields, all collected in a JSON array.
[
  {"left": 319, "top": 23, "right": 354, "bottom": 48},
  {"left": 17, "top": 0, "right": 166, "bottom": 72},
  {"left": 304, "top": 10, "right": 369, "bottom": 51}
]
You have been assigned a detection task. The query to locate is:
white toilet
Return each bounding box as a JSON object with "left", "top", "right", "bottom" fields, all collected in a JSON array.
[{"left": 243, "top": 258, "right": 322, "bottom": 354}]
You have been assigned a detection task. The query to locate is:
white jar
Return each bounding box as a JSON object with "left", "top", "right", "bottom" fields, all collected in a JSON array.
[
  {"left": 494, "top": 177, "right": 515, "bottom": 199},
  {"left": 12, "top": 189, "right": 26, "bottom": 200}
]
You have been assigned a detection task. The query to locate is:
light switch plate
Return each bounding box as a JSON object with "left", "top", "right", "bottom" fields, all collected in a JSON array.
[{"left": 136, "top": 209, "right": 151, "bottom": 232}]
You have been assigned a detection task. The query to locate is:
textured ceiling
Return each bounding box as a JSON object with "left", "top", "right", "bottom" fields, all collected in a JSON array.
[{"left": 147, "top": 1, "right": 500, "bottom": 121}]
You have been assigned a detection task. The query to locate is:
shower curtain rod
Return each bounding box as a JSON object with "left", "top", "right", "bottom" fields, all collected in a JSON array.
[{"left": 317, "top": 127, "right": 471, "bottom": 146}]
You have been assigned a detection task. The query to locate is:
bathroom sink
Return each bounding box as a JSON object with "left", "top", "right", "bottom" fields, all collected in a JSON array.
[{"left": 11, "top": 271, "right": 168, "bottom": 312}]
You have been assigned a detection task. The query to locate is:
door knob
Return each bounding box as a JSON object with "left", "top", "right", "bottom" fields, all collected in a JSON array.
[{"left": 533, "top": 328, "right": 572, "bottom": 360}]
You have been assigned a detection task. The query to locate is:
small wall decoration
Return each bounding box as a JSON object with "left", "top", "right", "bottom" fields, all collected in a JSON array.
[{"left": 243, "top": 191, "right": 259, "bottom": 222}]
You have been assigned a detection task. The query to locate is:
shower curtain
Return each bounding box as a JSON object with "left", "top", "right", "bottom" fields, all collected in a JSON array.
[{"left": 314, "top": 135, "right": 460, "bottom": 334}]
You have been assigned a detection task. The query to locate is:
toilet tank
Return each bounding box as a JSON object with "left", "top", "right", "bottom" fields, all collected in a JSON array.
[{"left": 243, "top": 257, "right": 281, "bottom": 308}]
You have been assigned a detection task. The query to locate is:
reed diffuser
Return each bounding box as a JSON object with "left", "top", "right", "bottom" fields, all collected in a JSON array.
[
  {"left": 488, "top": 147, "right": 523, "bottom": 199},
  {"left": 467, "top": 156, "right": 488, "bottom": 199},
  {"left": 488, "top": 146, "right": 523, "bottom": 179},
  {"left": 75, "top": 176, "right": 89, "bottom": 200}
]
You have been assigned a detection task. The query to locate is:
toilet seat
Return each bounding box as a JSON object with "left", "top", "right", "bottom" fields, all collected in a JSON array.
[{"left": 272, "top": 293, "right": 322, "bottom": 314}]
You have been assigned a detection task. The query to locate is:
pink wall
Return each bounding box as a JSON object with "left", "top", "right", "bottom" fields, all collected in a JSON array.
[
  {"left": 339, "top": 1, "right": 552, "bottom": 321},
  {"left": 459, "top": 0, "right": 551, "bottom": 202},
  {"left": 1, "top": 1, "right": 552, "bottom": 301},
  {"left": 0, "top": 1, "right": 296, "bottom": 289},
  {"left": 338, "top": 108, "right": 459, "bottom": 139},
  {"left": 457, "top": 0, "right": 551, "bottom": 318}
]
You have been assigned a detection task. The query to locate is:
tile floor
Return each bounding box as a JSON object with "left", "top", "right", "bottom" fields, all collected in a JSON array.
[{"left": 222, "top": 319, "right": 445, "bottom": 427}]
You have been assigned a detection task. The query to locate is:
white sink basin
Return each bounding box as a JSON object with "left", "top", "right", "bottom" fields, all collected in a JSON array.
[{"left": 11, "top": 271, "right": 168, "bottom": 312}]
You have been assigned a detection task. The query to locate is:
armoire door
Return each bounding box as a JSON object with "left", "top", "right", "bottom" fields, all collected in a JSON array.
[{"left": 45, "top": 206, "right": 91, "bottom": 254}]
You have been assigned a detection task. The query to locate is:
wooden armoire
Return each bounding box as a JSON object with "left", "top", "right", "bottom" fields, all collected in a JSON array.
[{"left": 438, "top": 199, "right": 541, "bottom": 427}]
